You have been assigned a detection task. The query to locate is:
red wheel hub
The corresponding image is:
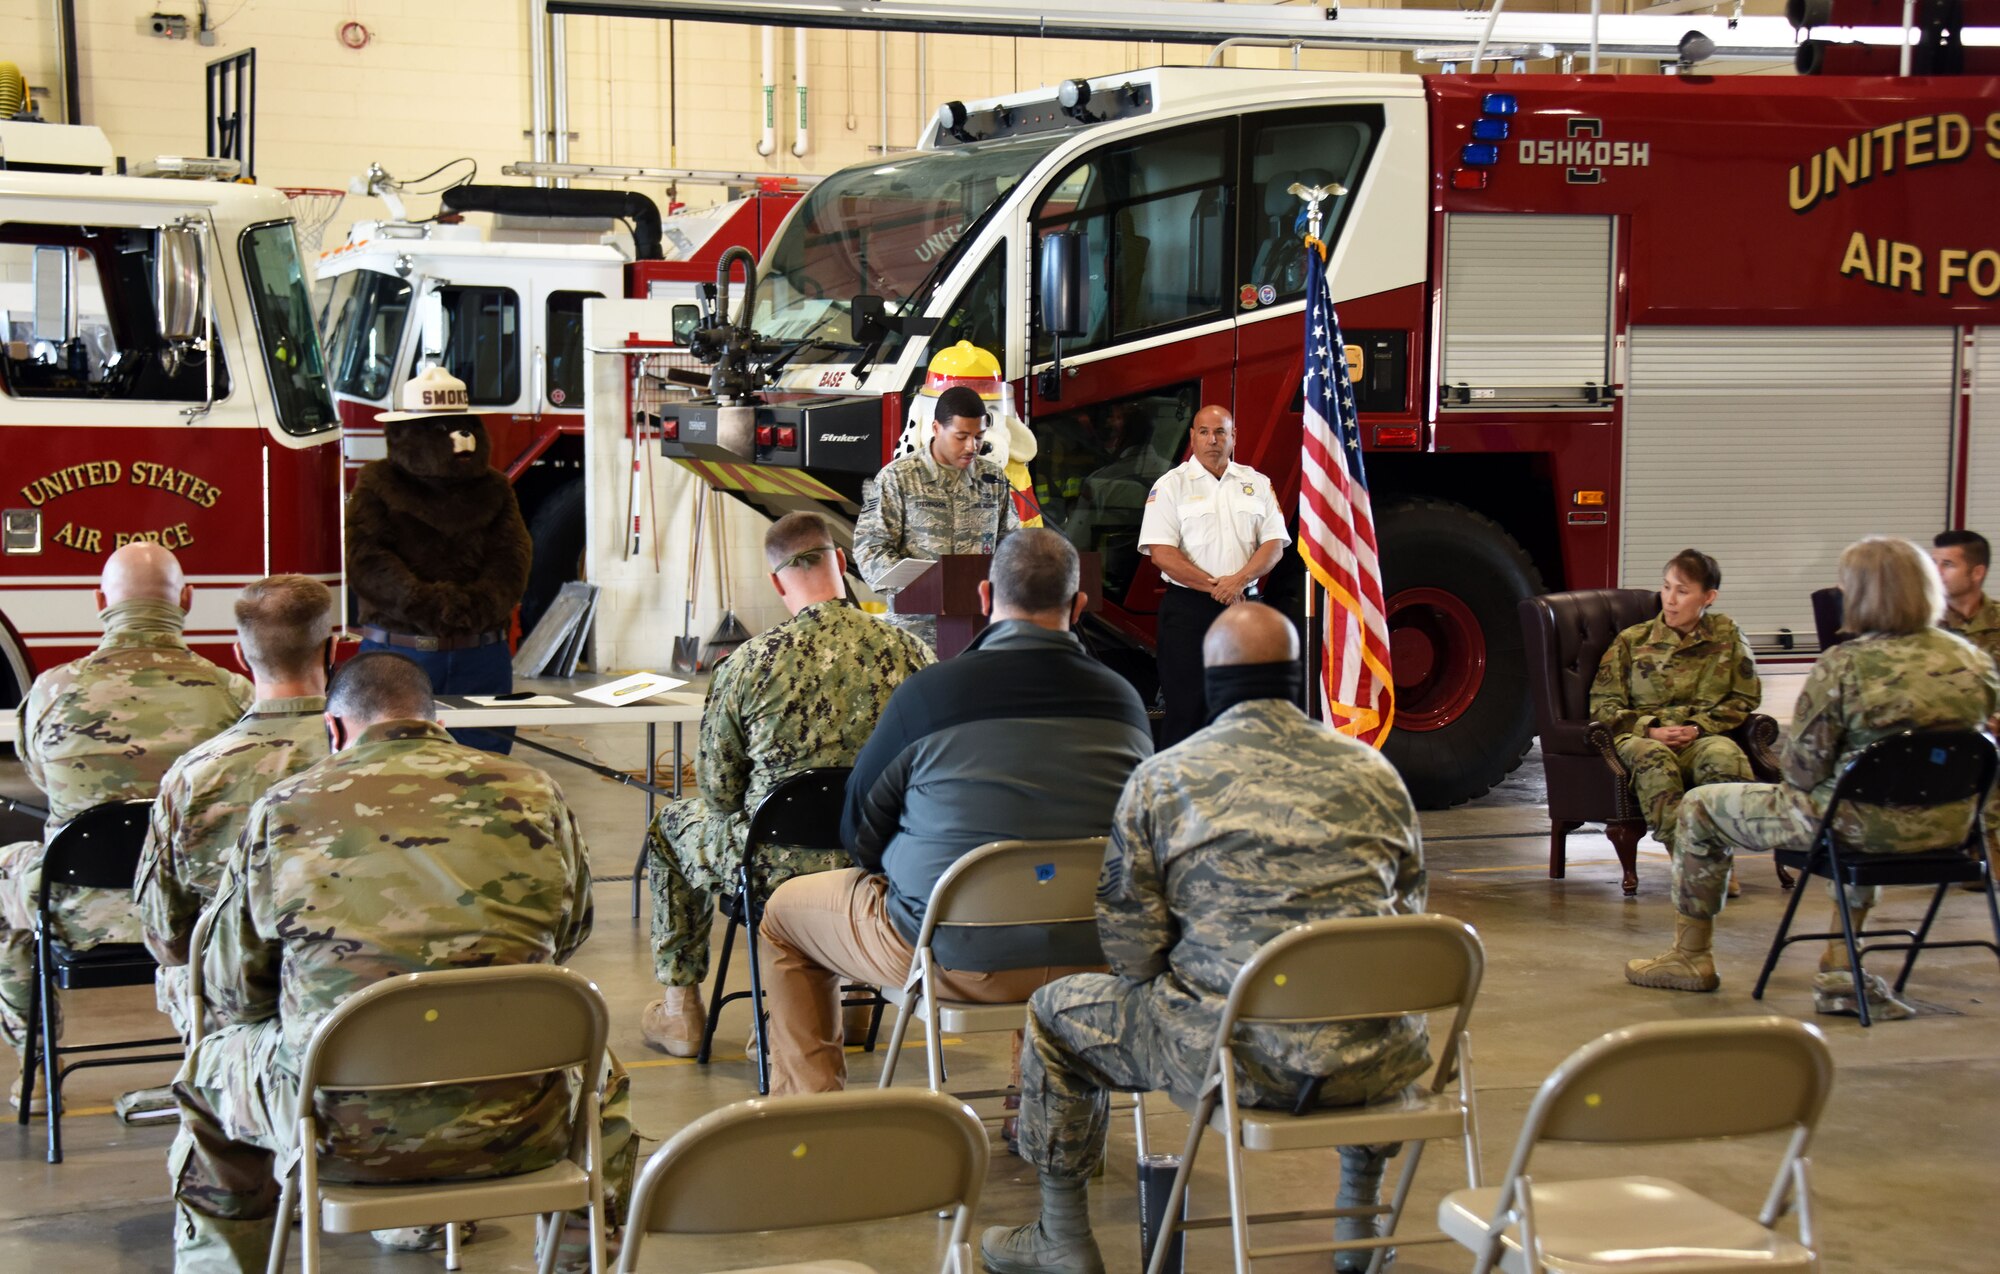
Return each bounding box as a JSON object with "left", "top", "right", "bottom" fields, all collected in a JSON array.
[{"left": 1386, "top": 587, "right": 1486, "bottom": 733}]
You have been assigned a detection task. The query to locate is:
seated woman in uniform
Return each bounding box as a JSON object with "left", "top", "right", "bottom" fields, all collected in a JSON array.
[
  {"left": 1589, "top": 548, "right": 1762, "bottom": 884},
  {"left": 1624, "top": 537, "right": 2000, "bottom": 1019}
]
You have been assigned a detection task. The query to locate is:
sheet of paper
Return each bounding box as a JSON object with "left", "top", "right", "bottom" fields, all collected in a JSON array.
[
  {"left": 874, "top": 557, "right": 936, "bottom": 591},
  {"left": 463, "top": 694, "right": 574, "bottom": 708},
  {"left": 574, "top": 672, "right": 690, "bottom": 707}
]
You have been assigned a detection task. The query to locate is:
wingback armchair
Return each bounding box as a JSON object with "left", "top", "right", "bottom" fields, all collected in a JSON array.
[{"left": 1519, "top": 588, "right": 1782, "bottom": 895}]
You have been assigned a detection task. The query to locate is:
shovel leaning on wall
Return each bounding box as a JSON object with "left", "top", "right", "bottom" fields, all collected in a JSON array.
[{"left": 671, "top": 484, "right": 705, "bottom": 674}]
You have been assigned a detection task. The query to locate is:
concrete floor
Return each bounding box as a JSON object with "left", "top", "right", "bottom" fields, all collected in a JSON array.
[{"left": 5, "top": 705, "right": 1998, "bottom": 1272}]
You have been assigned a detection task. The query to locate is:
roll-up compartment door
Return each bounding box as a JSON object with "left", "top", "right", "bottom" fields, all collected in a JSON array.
[
  {"left": 1622, "top": 326, "right": 1957, "bottom": 649},
  {"left": 1440, "top": 214, "right": 1612, "bottom": 408},
  {"left": 1967, "top": 329, "right": 2000, "bottom": 536}
]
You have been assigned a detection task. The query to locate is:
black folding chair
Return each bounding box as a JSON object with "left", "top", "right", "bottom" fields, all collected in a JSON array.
[
  {"left": 695, "top": 766, "right": 883, "bottom": 1094},
  {"left": 1752, "top": 729, "right": 2000, "bottom": 1027},
  {"left": 18, "top": 800, "right": 181, "bottom": 1162}
]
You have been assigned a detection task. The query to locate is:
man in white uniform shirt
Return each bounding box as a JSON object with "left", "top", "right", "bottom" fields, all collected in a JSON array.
[{"left": 1138, "top": 405, "right": 1289, "bottom": 747}]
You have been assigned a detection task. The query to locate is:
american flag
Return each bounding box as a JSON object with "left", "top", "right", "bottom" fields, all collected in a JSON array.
[{"left": 1298, "top": 233, "right": 1395, "bottom": 746}]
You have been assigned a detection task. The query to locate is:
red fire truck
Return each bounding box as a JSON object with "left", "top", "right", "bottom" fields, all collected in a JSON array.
[
  {"left": 315, "top": 180, "right": 802, "bottom": 629},
  {"left": 0, "top": 122, "right": 340, "bottom": 705},
  {"left": 653, "top": 65, "right": 2000, "bottom": 806}
]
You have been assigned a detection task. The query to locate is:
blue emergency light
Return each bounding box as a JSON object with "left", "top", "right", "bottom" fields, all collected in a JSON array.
[
  {"left": 1481, "top": 92, "right": 1519, "bottom": 116},
  {"left": 1472, "top": 118, "right": 1510, "bottom": 142},
  {"left": 1461, "top": 143, "right": 1501, "bottom": 166}
]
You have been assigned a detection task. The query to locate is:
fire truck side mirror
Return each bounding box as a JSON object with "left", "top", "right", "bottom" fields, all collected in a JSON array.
[
  {"left": 154, "top": 225, "right": 206, "bottom": 344},
  {"left": 850, "top": 293, "right": 887, "bottom": 344},
  {"left": 1038, "top": 231, "right": 1087, "bottom": 338}
]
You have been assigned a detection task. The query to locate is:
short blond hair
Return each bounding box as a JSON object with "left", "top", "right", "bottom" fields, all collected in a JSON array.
[
  {"left": 234, "top": 574, "right": 334, "bottom": 678},
  {"left": 1839, "top": 537, "right": 1942, "bottom": 636}
]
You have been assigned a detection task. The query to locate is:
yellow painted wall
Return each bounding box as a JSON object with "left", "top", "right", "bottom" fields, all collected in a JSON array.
[{"left": 0, "top": 0, "right": 1788, "bottom": 229}]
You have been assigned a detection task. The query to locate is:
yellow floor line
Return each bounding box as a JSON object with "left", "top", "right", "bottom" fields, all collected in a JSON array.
[{"left": 38, "top": 1039, "right": 972, "bottom": 1119}]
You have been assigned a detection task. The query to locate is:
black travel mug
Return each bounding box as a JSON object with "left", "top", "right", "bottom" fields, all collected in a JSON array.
[{"left": 1136, "top": 1152, "right": 1186, "bottom": 1273}]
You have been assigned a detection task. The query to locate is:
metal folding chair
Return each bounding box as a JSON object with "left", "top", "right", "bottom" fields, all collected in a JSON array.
[
  {"left": 17, "top": 799, "right": 180, "bottom": 1163},
  {"left": 1144, "top": 914, "right": 1487, "bottom": 1274},
  {"left": 616, "top": 1088, "right": 987, "bottom": 1274},
  {"left": 1439, "top": 1016, "right": 1832, "bottom": 1274},
  {"left": 695, "top": 766, "right": 881, "bottom": 1094},
  {"left": 1751, "top": 728, "right": 2000, "bottom": 1026},
  {"left": 258, "top": 966, "right": 613, "bottom": 1274},
  {"left": 877, "top": 837, "right": 1107, "bottom": 1103}
]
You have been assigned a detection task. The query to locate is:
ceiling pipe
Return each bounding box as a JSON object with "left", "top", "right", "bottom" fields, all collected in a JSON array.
[
  {"left": 791, "top": 28, "right": 810, "bottom": 158},
  {"left": 758, "top": 26, "right": 778, "bottom": 157},
  {"left": 551, "top": 10, "right": 571, "bottom": 187},
  {"left": 528, "top": 0, "right": 551, "bottom": 187},
  {"left": 1471, "top": 0, "right": 1508, "bottom": 73},
  {"left": 1589, "top": 0, "right": 1602, "bottom": 71}
]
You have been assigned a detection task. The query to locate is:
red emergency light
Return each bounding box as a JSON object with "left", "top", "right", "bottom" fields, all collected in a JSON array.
[
  {"left": 1451, "top": 170, "right": 1489, "bottom": 191},
  {"left": 775, "top": 425, "right": 798, "bottom": 449}
]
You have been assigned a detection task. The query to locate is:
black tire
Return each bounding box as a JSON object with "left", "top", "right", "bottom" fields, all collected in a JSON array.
[
  {"left": 521, "top": 477, "right": 588, "bottom": 638},
  {"left": 1375, "top": 498, "right": 1544, "bottom": 808}
]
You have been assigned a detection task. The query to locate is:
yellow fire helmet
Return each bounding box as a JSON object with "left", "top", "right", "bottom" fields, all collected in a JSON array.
[{"left": 923, "top": 340, "right": 1004, "bottom": 401}]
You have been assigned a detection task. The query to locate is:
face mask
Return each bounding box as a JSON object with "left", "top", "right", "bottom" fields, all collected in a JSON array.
[{"left": 1203, "top": 660, "right": 1303, "bottom": 724}]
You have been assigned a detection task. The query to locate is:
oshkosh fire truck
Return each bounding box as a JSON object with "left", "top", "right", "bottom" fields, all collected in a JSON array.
[
  {"left": 315, "top": 179, "right": 802, "bottom": 629},
  {"left": 643, "top": 64, "right": 1999, "bottom": 807},
  {"left": 0, "top": 122, "right": 340, "bottom": 705}
]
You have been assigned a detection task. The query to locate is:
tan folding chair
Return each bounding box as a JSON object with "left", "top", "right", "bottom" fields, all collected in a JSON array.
[
  {"left": 1438, "top": 1016, "right": 1832, "bottom": 1274},
  {"left": 616, "top": 1087, "right": 988, "bottom": 1273},
  {"left": 876, "top": 837, "right": 1107, "bottom": 1101},
  {"left": 259, "top": 965, "right": 613, "bottom": 1274},
  {"left": 1143, "top": 914, "right": 1486, "bottom": 1274}
]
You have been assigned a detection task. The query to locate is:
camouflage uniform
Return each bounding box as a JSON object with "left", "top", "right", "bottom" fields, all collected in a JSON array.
[
  {"left": 853, "top": 451, "right": 1022, "bottom": 648},
  {"left": 649, "top": 600, "right": 931, "bottom": 988},
  {"left": 1672, "top": 627, "right": 2000, "bottom": 922},
  {"left": 1940, "top": 593, "right": 2000, "bottom": 668},
  {"left": 1016, "top": 698, "right": 1431, "bottom": 1183},
  {"left": 169, "top": 720, "right": 634, "bottom": 1273},
  {"left": 134, "top": 696, "right": 328, "bottom": 1039},
  {"left": 1589, "top": 611, "right": 1761, "bottom": 849},
  {"left": 0, "top": 598, "right": 250, "bottom": 1052}
]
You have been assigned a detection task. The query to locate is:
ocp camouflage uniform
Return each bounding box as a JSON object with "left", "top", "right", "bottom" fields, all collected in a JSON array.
[
  {"left": 1673, "top": 628, "right": 2000, "bottom": 1007},
  {"left": 1589, "top": 611, "right": 1761, "bottom": 849},
  {"left": 649, "top": 600, "right": 931, "bottom": 988},
  {"left": 134, "top": 695, "right": 328, "bottom": 1039},
  {"left": 1017, "top": 698, "right": 1430, "bottom": 1183},
  {"left": 853, "top": 451, "right": 1022, "bottom": 648},
  {"left": 170, "top": 720, "right": 634, "bottom": 1273},
  {"left": 1941, "top": 593, "right": 2000, "bottom": 668},
  {"left": 0, "top": 598, "right": 250, "bottom": 1053}
]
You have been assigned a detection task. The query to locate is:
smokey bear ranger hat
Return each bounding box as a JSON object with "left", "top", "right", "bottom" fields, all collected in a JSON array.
[{"left": 376, "top": 365, "right": 473, "bottom": 423}]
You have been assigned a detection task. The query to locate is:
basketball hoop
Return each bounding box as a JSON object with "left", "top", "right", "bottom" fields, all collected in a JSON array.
[{"left": 279, "top": 186, "right": 347, "bottom": 261}]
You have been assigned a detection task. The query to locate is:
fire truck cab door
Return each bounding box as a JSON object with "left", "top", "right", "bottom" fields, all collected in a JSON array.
[{"left": 1021, "top": 103, "right": 1404, "bottom": 623}]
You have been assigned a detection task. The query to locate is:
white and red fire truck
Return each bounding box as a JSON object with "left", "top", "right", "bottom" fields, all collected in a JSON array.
[
  {"left": 0, "top": 122, "right": 340, "bottom": 705},
  {"left": 636, "top": 64, "right": 2000, "bottom": 806},
  {"left": 315, "top": 178, "right": 802, "bottom": 628}
]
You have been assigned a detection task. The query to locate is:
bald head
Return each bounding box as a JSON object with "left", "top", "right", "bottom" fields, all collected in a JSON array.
[
  {"left": 1202, "top": 602, "right": 1299, "bottom": 668},
  {"left": 1189, "top": 404, "right": 1236, "bottom": 477},
  {"left": 97, "top": 543, "right": 191, "bottom": 612}
]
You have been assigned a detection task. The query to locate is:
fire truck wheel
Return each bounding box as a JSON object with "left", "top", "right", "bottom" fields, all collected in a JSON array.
[
  {"left": 1375, "top": 498, "right": 1543, "bottom": 808},
  {"left": 521, "top": 477, "right": 588, "bottom": 637}
]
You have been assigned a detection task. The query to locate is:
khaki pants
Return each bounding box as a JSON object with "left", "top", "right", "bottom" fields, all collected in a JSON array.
[{"left": 757, "top": 868, "right": 1095, "bottom": 1095}]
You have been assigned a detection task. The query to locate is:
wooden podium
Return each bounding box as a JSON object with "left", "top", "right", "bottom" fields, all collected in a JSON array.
[{"left": 892, "top": 552, "right": 1102, "bottom": 658}]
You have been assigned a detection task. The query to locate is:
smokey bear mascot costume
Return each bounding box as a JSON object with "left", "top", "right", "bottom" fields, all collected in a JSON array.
[{"left": 346, "top": 366, "right": 530, "bottom": 753}]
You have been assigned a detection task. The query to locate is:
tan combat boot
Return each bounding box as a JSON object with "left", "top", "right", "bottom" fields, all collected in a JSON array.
[
  {"left": 1812, "top": 905, "right": 1916, "bottom": 1019},
  {"left": 639, "top": 987, "right": 707, "bottom": 1058},
  {"left": 1625, "top": 915, "right": 1721, "bottom": 991}
]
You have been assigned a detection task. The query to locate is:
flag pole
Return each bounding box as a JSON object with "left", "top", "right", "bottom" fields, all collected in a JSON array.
[{"left": 1296, "top": 185, "right": 1329, "bottom": 723}]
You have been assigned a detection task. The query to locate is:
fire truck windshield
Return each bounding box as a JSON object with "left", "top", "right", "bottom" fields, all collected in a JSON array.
[
  {"left": 751, "top": 132, "right": 1064, "bottom": 360},
  {"left": 240, "top": 222, "right": 337, "bottom": 436},
  {"left": 322, "top": 268, "right": 411, "bottom": 404}
]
